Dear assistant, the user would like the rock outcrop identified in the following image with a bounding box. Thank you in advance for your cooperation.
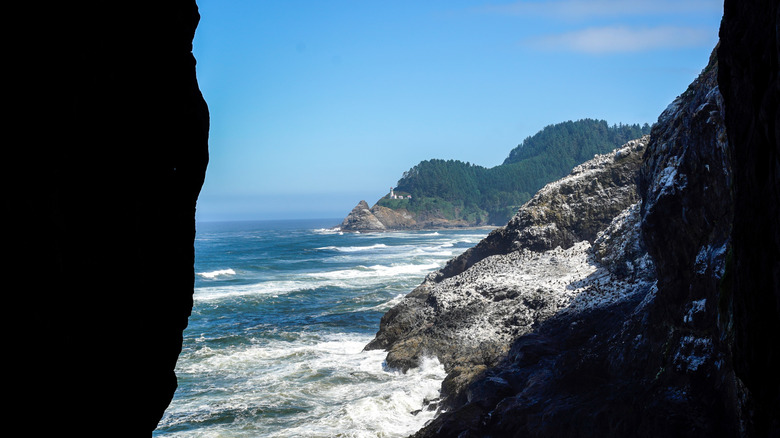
[370,16,780,433]
[365,137,651,406]
[428,137,648,283]
[339,200,475,231]
[341,200,388,231]
[9,1,209,434]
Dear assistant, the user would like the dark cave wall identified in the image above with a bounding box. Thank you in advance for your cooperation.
[9,1,208,434]
[718,0,780,435]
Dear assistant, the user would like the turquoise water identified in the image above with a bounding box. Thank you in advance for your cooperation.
[153,219,490,437]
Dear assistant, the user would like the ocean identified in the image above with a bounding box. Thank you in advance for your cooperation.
[153,218,491,437]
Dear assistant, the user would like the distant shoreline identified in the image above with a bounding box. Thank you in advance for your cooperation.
[332,224,499,234]
[194,218,499,233]
[196,217,343,225]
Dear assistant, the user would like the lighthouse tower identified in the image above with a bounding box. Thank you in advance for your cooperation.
[390,187,395,199]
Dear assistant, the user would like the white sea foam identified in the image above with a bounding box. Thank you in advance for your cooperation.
[312,227,343,235]
[316,243,388,252]
[290,355,445,438]
[194,262,440,302]
[411,246,457,257]
[164,333,446,438]
[320,246,460,268]
[197,268,237,279]
[193,280,323,301]
[309,263,440,281]
[349,294,407,313]
[161,225,494,437]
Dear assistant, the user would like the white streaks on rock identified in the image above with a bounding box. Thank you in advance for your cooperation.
[416,201,654,352]
[673,335,713,372]
[684,299,707,325]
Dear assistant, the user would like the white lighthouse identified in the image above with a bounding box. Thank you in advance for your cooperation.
[390,187,395,199]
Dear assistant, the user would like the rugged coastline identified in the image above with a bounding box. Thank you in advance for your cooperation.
[366,21,779,436]
[365,136,652,408]
[338,120,651,233]
[338,199,487,232]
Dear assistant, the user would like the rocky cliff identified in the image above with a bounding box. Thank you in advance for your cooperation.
[9,1,209,434]
[365,136,652,408]
[341,200,390,231]
[340,200,476,231]
[428,136,648,283]
[368,11,779,433]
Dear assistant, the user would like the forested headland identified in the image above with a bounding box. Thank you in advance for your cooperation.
[376,119,650,225]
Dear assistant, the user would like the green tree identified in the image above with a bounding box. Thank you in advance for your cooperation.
[381,119,651,225]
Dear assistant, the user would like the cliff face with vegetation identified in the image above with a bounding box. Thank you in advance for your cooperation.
[340,120,650,231]
[368,2,779,431]
[9,1,209,434]
[393,120,650,226]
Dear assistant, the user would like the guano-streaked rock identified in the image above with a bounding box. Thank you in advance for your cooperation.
[365,137,653,408]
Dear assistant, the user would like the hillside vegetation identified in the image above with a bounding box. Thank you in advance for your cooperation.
[377,119,650,225]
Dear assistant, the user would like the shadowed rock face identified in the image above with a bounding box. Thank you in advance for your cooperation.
[9,1,209,434]
[718,0,780,434]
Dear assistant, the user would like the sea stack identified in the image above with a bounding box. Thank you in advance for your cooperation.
[340,200,388,231]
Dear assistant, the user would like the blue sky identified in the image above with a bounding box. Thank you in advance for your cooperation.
[192,0,723,222]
